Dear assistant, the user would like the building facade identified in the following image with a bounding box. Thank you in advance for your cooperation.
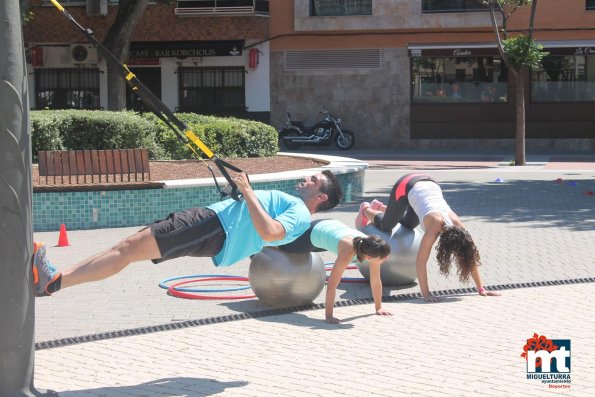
[269,0,595,150]
[24,0,271,122]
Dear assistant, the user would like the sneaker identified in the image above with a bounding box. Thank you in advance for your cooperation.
[32,242,60,297]
[370,199,384,211]
[355,202,370,230]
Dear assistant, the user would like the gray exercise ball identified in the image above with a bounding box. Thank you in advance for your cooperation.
[357,223,423,286]
[249,247,326,307]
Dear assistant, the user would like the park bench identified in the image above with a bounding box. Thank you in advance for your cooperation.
[37,148,151,185]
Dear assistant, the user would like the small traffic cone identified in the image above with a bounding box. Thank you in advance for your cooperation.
[57,223,70,247]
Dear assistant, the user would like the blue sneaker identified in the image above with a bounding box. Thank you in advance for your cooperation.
[32,242,60,297]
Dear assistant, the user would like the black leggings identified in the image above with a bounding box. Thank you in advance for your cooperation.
[373,173,434,232]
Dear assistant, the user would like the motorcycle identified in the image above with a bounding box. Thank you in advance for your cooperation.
[278,107,355,150]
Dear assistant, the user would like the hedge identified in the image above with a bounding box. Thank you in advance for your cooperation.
[31,110,279,162]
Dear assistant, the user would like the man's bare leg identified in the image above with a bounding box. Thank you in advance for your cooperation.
[60,228,161,289]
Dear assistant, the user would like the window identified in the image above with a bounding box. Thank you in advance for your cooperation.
[588,0,595,10]
[35,68,100,109]
[178,67,245,114]
[422,0,487,13]
[411,56,507,103]
[532,55,595,102]
[311,0,372,16]
[175,0,269,16]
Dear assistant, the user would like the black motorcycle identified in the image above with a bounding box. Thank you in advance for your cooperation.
[278,107,355,150]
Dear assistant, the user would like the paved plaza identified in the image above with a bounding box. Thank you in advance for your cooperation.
[32,150,595,396]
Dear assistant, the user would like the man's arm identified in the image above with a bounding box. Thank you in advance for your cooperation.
[233,173,286,242]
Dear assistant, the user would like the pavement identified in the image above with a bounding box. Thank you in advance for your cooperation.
[32,149,595,396]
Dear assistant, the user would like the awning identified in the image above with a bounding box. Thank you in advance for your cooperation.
[408,40,595,57]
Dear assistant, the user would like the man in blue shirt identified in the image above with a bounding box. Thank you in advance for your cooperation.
[33,170,342,297]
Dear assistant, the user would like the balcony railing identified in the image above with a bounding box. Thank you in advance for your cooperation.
[175,0,269,16]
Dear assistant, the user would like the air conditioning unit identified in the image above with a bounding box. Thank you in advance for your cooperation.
[86,0,108,16]
[70,44,98,65]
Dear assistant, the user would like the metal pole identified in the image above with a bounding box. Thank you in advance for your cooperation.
[0,1,55,396]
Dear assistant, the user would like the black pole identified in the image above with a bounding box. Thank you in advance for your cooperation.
[0,2,54,396]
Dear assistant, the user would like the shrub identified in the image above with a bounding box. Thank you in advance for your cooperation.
[143,112,278,160]
[31,110,278,161]
[31,110,164,161]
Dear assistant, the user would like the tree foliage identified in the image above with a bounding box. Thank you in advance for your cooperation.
[482,0,548,165]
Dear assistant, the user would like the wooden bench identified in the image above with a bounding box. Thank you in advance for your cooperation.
[38,149,150,185]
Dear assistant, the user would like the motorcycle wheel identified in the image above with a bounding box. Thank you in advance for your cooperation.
[280,129,302,150]
[334,130,355,150]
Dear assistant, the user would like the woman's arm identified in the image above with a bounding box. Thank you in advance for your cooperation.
[416,219,442,302]
[325,238,354,323]
[369,259,391,316]
[470,266,501,297]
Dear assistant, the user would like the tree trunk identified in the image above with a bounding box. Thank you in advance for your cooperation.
[514,71,526,166]
[0,1,42,396]
[104,0,149,110]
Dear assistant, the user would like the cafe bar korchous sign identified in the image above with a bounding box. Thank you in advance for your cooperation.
[130,40,244,58]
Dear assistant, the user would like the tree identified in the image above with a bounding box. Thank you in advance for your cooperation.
[483,0,548,165]
[104,0,150,110]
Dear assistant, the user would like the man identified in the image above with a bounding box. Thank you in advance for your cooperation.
[33,170,342,297]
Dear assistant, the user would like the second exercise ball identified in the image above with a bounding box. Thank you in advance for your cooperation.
[249,247,326,307]
[357,223,423,286]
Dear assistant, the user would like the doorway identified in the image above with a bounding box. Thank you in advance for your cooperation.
[126,67,161,112]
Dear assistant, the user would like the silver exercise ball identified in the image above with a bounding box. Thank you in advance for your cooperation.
[357,223,423,286]
[249,247,326,307]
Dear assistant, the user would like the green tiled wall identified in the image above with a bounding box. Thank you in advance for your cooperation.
[33,171,364,232]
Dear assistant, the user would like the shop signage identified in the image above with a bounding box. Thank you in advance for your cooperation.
[409,47,499,57]
[130,40,244,58]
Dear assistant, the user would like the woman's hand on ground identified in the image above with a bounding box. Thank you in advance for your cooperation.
[480,290,501,297]
[325,316,342,324]
[423,294,443,303]
[376,309,392,316]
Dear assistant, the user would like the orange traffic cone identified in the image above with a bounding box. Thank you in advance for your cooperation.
[57,223,70,247]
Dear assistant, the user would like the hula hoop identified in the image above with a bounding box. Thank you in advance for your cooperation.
[168,277,256,300]
[159,274,251,292]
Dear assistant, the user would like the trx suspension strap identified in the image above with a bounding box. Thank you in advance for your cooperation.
[49,0,245,200]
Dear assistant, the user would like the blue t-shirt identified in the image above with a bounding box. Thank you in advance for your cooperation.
[310,219,365,255]
[207,190,311,266]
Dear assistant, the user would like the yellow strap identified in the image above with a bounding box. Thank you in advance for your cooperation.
[50,0,65,12]
[185,130,214,158]
[123,65,135,81]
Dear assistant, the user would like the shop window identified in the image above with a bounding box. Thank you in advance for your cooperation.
[422,0,487,13]
[178,67,245,115]
[588,0,595,10]
[411,56,507,103]
[311,0,372,16]
[532,55,595,102]
[35,68,100,110]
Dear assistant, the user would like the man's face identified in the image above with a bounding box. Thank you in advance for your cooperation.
[295,173,327,200]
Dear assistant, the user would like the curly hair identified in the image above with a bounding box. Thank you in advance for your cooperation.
[353,235,391,263]
[435,226,480,283]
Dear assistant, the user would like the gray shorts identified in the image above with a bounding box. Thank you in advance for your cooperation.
[149,207,225,264]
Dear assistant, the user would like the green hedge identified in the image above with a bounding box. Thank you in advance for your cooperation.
[142,112,278,160]
[31,110,278,162]
[31,110,164,161]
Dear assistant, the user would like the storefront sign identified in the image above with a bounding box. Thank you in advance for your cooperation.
[127,57,160,66]
[409,47,499,57]
[574,47,595,55]
[130,40,244,58]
